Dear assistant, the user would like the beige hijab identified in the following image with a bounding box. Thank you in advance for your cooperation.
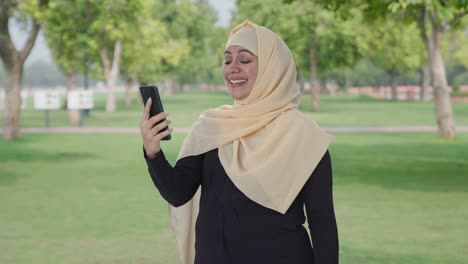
[169,20,333,264]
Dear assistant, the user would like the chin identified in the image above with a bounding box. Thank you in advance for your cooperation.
[229,91,246,101]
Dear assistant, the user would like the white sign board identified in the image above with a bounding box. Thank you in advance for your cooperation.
[34,91,62,110]
[67,90,94,110]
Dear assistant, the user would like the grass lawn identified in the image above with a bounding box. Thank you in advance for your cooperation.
[8,90,468,128]
[1,133,467,263]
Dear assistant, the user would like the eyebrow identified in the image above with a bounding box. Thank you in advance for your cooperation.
[224,49,255,56]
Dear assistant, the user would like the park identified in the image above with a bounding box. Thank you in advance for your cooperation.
[1,0,468,264]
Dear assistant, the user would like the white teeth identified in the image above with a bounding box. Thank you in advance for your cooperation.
[230,79,246,84]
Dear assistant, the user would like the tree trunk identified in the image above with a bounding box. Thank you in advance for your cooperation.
[0,11,41,140]
[419,65,430,101]
[430,29,456,138]
[329,78,338,96]
[125,73,138,107]
[3,66,23,140]
[418,8,456,138]
[64,72,80,126]
[389,71,399,101]
[309,40,320,112]
[164,79,174,96]
[344,69,351,91]
[174,81,182,94]
[320,77,327,95]
[99,39,122,113]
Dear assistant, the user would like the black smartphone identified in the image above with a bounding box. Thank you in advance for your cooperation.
[139,85,171,140]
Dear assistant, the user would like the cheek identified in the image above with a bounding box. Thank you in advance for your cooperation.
[222,67,228,80]
[249,66,258,83]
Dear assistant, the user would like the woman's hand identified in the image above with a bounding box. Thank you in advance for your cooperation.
[139,98,173,159]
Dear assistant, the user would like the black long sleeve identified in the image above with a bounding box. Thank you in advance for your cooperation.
[145,150,203,207]
[303,150,339,264]
[144,148,339,263]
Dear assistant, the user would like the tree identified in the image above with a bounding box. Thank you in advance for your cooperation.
[374,0,467,138]
[0,0,48,140]
[119,0,190,104]
[367,19,423,100]
[406,1,464,138]
[98,0,142,112]
[44,0,89,125]
[309,0,468,138]
[81,0,142,112]
[160,0,225,93]
[235,0,367,111]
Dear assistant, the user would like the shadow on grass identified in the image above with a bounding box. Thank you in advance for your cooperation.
[0,148,95,163]
[340,245,460,264]
[0,148,95,185]
[331,141,468,193]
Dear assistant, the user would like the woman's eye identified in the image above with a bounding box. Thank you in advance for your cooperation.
[224,60,232,65]
[241,60,252,64]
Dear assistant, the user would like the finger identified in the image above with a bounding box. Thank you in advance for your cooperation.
[148,112,169,127]
[144,98,152,114]
[140,114,152,131]
[140,98,152,123]
[155,127,174,141]
[151,119,172,136]
[140,114,148,128]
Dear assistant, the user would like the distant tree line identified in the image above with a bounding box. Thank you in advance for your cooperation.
[2,53,467,90]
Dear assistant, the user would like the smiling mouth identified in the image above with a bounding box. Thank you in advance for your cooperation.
[229,79,246,85]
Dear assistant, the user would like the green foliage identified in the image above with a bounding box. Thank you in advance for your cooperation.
[44,0,88,75]
[86,0,142,71]
[452,70,468,88]
[346,59,388,86]
[43,0,143,80]
[16,0,50,23]
[367,19,423,78]
[120,0,190,84]
[312,8,369,75]
[445,21,468,68]
[160,0,228,84]
[235,0,368,79]
[389,0,468,22]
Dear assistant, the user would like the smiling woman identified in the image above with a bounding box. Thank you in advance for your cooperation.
[140,20,339,264]
[223,45,258,100]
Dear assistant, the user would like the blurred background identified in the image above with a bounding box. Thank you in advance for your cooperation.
[1,0,467,263]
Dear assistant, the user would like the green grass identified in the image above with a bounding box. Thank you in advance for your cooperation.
[331,133,468,264]
[6,90,468,128]
[300,94,468,126]
[1,133,467,263]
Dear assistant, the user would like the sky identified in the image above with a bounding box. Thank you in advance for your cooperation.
[9,0,235,66]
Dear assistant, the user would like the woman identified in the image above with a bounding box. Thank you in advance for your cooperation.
[139,21,339,264]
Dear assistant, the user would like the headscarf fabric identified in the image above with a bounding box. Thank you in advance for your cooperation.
[170,20,333,264]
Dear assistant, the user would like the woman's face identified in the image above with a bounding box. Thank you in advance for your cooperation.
[223,45,258,101]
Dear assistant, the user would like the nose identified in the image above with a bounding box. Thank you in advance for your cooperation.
[226,61,240,73]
